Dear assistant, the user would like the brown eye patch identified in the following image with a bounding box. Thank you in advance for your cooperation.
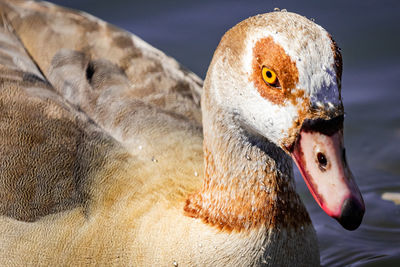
[251,37,299,106]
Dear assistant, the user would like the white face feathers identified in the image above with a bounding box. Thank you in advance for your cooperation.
[206,12,343,148]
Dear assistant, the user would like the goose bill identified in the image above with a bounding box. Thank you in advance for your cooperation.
[291,117,365,230]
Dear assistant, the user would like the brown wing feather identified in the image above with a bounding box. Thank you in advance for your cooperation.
[0,17,126,221]
[0,0,203,222]
[2,0,202,125]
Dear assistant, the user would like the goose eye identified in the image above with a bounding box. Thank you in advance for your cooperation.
[261,66,280,88]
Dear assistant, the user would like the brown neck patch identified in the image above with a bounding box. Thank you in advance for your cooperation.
[251,37,300,106]
[184,109,311,232]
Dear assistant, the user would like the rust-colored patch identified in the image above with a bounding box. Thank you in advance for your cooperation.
[184,139,311,232]
[251,37,300,106]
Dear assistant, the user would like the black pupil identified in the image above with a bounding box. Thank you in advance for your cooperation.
[266,71,272,78]
[317,152,327,168]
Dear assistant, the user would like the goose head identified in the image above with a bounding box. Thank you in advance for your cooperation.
[204,11,365,230]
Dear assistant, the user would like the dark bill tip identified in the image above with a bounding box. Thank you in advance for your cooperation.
[336,197,365,231]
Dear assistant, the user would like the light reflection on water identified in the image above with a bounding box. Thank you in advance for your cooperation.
[50,0,400,265]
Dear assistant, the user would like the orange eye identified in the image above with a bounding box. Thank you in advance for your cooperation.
[261,66,280,88]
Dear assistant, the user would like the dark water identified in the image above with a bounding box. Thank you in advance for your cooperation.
[50,0,400,265]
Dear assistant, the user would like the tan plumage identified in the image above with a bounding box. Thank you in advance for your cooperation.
[0,0,361,266]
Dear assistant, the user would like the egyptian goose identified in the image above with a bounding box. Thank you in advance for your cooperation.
[0,0,365,266]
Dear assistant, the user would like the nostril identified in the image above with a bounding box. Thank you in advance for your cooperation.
[317,152,327,171]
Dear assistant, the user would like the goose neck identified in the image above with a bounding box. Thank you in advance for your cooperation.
[184,97,311,231]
